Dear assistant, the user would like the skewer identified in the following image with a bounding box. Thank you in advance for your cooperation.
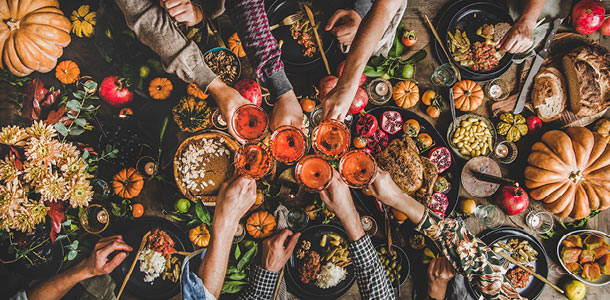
[117,231,151,300]
[494,250,565,295]
[424,14,461,81]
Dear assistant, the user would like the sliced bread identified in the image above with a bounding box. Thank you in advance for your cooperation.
[532,66,567,122]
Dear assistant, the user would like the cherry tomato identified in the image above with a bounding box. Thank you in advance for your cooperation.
[300,98,316,113]
[401,30,417,47]
[132,203,144,218]
[421,90,436,106]
[426,106,441,118]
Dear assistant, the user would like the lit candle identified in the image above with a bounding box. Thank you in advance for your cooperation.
[495,143,508,158]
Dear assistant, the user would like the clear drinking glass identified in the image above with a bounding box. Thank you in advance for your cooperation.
[474,205,505,229]
[80,204,110,234]
[287,208,309,232]
[431,63,459,87]
[526,211,554,234]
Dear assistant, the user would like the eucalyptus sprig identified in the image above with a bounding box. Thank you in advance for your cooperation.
[54,80,100,140]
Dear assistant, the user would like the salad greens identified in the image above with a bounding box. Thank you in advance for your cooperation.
[363,23,427,80]
[221,240,259,294]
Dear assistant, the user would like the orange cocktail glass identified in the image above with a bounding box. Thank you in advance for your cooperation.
[311,119,350,160]
[295,155,333,192]
[231,104,268,141]
[270,125,307,164]
[234,142,273,180]
[338,150,377,188]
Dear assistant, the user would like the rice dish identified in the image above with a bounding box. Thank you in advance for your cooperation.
[315,262,346,289]
[138,248,167,283]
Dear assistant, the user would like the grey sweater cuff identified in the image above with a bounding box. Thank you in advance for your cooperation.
[265,69,293,102]
[352,0,373,19]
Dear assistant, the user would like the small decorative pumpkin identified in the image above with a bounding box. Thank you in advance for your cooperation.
[55,60,80,84]
[189,224,210,247]
[452,80,483,111]
[246,211,276,239]
[112,167,144,199]
[393,80,419,109]
[148,77,173,100]
[0,0,72,76]
[524,127,610,219]
[497,112,528,142]
[172,96,212,132]
[187,83,208,100]
[228,32,246,58]
[70,4,96,38]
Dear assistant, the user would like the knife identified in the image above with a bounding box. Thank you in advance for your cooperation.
[513,18,563,114]
[471,170,519,187]
[303,4,331,75]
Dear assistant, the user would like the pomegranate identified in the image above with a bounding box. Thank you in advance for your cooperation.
[526,115,543,133]
[381,110,403,135]
[336,60,366,86]
[571,0,605,34]
[495,186,529,215]
[355,113,378,137]
[428,193,449,217]
[349,87,368,115]
[367,129,389,153]
[601,17,610,35]
[99,76,133,108]
[318,75,338,100]
[234,78,262,106]
[428,147,452,173]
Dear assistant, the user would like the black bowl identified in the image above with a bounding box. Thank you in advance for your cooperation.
[374,244,411,287]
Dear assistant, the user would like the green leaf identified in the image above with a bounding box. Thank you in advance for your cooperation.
[221,281,248,294]
[369,56,386,67]
[61,219,72,226]
[159,117,169,145]
[82,150,89,160]
[81,105,97,112]
[67,250,77,260]
[389,30,404,58]
[68,127,85,136]
[226,266,239,274]
[403,49,428,64]
[363,66,385,77]
[83,81,98,91]
[234,244,241,260]
[195,199,211,225]
[74,118,87,127]
[237,243,258,271]
[54,122,68,136]
[66,100,81,111]
[229,273,247,280]
[187,219,201,227]
[73,90,87,99]
[55,235,68,242]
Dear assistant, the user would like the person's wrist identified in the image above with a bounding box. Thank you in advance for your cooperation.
[73,259,95,280]
[212,215,239,236]
[338,208,364,241]
[427,282,448,300]
[263,260,283,273]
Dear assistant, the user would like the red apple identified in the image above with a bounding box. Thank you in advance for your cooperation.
[526,115,543,133]
[495,186,529,215]
[234,78,262,106]
[349,87,368,115]
[318,75,338,100]
[571,0,606,35]
[99,76,133,108]
[336,60,366,86]
[600,17,610,35]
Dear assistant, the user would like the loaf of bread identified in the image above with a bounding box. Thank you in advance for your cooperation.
[562,45,610,117]
[532,66,567,122]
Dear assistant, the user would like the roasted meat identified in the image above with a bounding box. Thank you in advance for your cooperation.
[299,250,321,284]
[376,135,424,195]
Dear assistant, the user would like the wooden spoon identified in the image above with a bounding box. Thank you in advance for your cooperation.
[117,231,151,300]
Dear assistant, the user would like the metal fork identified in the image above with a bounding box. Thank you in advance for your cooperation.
[269,14,300,30]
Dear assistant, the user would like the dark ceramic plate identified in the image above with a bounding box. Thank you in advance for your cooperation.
[349,106,459,221]
[111,217,194,300]
[466,227,549,300]
[432,0,514,81]
[285,224,356,300]
[374,244,411,287]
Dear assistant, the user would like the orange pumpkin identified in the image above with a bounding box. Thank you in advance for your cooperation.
[524,127,610,219]
[148,77,173,100]
[228,32,246,58]
[246,211,276,239]
[112,167,144,199]
[393,80,419,109]
[187,83,208,100]
[0,0,72,76]
[189,224,210,247]
[452,80,483,111]
[55,60,80,84]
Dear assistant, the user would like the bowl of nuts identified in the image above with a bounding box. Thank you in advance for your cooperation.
[447,114,497,160]
[204,47,241,86]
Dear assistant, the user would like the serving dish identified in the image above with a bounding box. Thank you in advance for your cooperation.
[374,244,410,287]
[557,229,610,286]
[447,113,497,160]
[203,47,241,86]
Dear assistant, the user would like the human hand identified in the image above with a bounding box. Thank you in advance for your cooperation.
[319,170,364,241]
[321,84,356,121]
[270,90,304,131]
[79,235,133,278]
[496,18,535,54]
[208,78,251,143]
[214,175,257,228]
[427,257,455,299]
[325,9,362,46]
[366,169,407,208]
[161,0,203,27]
[262,229,301,272]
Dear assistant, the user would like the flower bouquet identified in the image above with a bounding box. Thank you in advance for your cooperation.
[0,121,94,265]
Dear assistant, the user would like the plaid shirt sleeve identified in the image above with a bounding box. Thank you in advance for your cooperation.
[225,0,293,101]
[237,265,279,300]
[349,235,395,300]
